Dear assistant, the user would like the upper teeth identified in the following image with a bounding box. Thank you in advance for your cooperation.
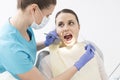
[65,33,70,35]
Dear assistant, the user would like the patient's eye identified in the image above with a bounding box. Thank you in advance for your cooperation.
[58,22,64,27]
[68,21,74,26]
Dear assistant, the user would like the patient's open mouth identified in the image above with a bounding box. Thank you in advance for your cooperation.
[64,34,73,41]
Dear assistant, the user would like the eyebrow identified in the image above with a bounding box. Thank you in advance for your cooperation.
[57,19,74,24]
[68,19,74,22]
[57,21,63,25]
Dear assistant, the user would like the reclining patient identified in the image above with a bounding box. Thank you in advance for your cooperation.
[36,9,108,80]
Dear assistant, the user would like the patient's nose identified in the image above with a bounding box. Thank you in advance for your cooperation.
[63,25,69,31]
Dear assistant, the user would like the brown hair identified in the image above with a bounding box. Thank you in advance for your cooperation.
[55,9,80,25]
[17,0,56,10]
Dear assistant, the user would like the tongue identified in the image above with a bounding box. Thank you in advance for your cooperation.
[64,35,72,41]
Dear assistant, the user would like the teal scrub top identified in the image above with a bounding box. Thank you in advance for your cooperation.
[0,19,37,79]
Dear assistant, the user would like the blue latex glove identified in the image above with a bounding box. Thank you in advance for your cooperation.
[74,44,95,70]
[44,30,58,46]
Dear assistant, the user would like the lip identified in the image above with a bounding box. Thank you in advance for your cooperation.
[63,33,73,44]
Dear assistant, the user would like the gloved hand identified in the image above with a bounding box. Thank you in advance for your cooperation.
[74,44,95,70]
[44,30,59,46]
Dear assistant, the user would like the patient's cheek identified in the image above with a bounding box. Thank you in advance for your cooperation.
[57,31,62,37]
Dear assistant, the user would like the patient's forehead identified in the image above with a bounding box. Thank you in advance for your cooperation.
[56,13,77,23]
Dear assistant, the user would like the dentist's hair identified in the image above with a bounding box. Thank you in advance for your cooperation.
[55,9,80,25]
[17,0,56,10]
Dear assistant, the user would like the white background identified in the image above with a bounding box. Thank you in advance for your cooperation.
[0,0,120,77]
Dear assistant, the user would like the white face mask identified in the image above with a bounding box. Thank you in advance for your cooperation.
[31,16,49,30]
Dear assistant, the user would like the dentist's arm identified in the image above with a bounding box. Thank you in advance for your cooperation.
[37,41,46,51]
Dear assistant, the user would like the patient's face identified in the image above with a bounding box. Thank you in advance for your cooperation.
[56,13,80,47]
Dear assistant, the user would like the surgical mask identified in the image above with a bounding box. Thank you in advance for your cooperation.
[31,16,49,30]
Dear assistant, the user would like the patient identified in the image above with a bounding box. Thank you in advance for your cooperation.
[37,9,108,80]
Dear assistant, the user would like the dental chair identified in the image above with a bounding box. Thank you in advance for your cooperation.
[35,50,50,70]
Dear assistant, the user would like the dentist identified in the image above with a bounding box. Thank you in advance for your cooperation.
[0,0,57,79]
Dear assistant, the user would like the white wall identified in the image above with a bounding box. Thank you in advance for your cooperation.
[0,0,120,76]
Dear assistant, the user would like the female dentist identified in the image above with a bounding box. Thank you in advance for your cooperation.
[0,0,57,79]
